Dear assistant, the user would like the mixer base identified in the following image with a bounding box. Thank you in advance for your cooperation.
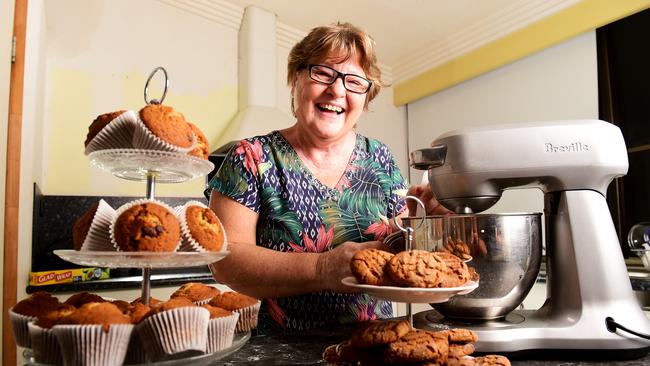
[414,309,650,360]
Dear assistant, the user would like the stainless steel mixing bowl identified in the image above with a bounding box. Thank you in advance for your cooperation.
[401,212,543,320]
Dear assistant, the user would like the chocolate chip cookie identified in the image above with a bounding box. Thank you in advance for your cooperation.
[387,250,446,288]
[350,319,411,348]
[350,248,395,286]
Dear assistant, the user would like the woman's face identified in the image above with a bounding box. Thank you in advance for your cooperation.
[292,54,368,142]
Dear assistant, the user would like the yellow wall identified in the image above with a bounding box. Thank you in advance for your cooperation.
[394,0,650,105]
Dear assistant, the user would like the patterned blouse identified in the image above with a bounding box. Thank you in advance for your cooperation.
[207,130,407,333]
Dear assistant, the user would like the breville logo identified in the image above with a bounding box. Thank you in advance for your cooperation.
[544,142,589,153]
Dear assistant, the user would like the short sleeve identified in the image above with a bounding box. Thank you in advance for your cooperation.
[206,139,262,212]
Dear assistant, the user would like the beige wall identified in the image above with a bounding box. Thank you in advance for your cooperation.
[407,31,598,214]
[19,0,407,308]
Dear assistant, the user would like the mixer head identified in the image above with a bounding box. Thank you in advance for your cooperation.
[410,120,628,213]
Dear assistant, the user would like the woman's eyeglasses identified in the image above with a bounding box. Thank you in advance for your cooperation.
[308,64,372,94]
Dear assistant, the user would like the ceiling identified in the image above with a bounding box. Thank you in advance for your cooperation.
[221,0,580,83]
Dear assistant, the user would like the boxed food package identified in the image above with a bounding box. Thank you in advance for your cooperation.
[29,268,110,287]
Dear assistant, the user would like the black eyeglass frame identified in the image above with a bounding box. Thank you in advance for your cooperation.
[307,64,373,94]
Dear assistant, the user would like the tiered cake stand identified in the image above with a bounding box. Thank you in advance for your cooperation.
[54,148,224,305]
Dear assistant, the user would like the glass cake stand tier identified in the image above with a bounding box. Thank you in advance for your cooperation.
[22,331,251,366]
[53,250,228,269]
[88,149,214,183]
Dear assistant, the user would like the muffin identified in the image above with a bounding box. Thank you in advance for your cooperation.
[72,203,99,250]
[84,110,138,154]
[53,302,134,366]
[135,104,195,151]
[208,291,260,333]
[171,282,221,305]
[136,297,210,361]
[9,291,61,347]
[202,304,239,353]
[188,122,210,159]
[112,201,181,252]
[28,304,76,365]
[131,296,162,307]
[71,199,116,251]
[84,110,126,147]
[180,203,226,252]
[64,292,106,308]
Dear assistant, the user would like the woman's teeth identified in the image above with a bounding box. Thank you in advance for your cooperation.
[317,103,344,115]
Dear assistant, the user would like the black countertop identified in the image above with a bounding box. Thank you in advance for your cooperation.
[218,323,650,365]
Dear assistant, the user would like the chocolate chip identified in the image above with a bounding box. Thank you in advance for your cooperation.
[142,226,158,237]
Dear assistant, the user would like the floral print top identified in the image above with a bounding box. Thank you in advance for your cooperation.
[207,130,407,333]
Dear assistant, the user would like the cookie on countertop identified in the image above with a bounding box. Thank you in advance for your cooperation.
[350,248,395,286]
[387,250,446,288]
[349,319,411,348]
[385,328,449,364]
[474,355,511,366]
[139,104,195,149]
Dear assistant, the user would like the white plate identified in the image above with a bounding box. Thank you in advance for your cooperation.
[54,250,228,269]
[341,277,478,304]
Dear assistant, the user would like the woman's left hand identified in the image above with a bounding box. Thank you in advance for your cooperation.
[406,184,453,215]
[316,241,391,293]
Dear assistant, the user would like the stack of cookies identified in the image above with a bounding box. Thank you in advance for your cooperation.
[323,319,511,366]
[351,249,477,288]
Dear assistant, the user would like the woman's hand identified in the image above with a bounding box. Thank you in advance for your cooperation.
[316,241,391,293]
[406,184,453,216]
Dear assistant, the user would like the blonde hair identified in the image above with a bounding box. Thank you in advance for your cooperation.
[287,22,382,108]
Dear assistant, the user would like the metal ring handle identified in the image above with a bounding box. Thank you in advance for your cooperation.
[144,66,169,105]
[393,195,427,233]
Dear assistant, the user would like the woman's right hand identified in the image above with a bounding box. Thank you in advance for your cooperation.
[316,241,391,293]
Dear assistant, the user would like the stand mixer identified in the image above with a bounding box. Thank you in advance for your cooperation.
[410,119,650,358]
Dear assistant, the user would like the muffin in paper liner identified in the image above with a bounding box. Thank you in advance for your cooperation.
[136,306,210,361]
[122,330,148,365]
[207,311,239,353]
[8,309,36,348]
[234,301,261,333]
[51,323,134,366]
[84,110,138,155]
[132,118,197,153]
[176,200,228,253]
[109,199,181,252]
[79,199,118,252]
[28,322,63,365]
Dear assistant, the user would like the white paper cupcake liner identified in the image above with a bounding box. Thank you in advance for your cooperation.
[135,307,209,362]
[52,323,134,366]
[123,328,147,365]
[84,110,138,155]
[207,312,239,353]
[9,309,36,347]
[80,199,118,251]
[28,322,63,365]
[177,200,228,253]
[109,199,181,252]
[234,301,261,333]
[132,118,197,153]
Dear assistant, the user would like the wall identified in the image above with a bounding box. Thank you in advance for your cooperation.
[407,30,598,214]
[18,0,407,308]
